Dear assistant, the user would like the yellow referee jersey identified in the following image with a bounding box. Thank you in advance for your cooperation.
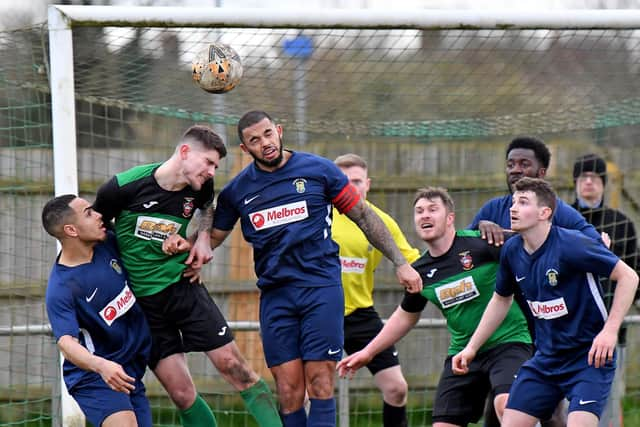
[332,202,420,316]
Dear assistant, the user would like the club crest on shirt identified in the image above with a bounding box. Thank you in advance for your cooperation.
[458,251,474,270]
[293,178,307,194]
[110,259,122,275]
[546,268,559,287]
[182,197,195,218]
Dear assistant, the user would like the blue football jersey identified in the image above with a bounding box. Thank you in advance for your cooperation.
[214,151,350,289]
[45,233,151,391]
[496,226,619,356]
[468,195,600,241]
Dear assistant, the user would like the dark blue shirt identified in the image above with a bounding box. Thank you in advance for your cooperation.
[496,226,618,356]
[214,151,349,289]
[45,233,151,391]
[469,194,600,241]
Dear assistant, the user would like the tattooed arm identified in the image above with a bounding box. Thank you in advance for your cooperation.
[186,204,215,270]
[345,198,422,292]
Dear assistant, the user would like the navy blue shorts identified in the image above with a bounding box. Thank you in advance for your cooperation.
[260,285,344,367]
[507,349,616,420]
[71,373,151,427]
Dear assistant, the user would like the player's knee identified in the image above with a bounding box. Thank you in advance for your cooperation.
[381,377,408,406]
[166,383,198,410]
[275,379,306,411]
[494,393,509,420]
[306,372,334,398]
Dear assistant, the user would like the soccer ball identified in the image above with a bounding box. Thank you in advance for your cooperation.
[192,43,243,94]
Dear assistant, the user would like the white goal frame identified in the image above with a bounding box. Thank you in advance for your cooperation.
[47,5,640,426]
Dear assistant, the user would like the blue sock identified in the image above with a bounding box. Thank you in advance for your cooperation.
[308,398,335,427]
[281,407,307,427]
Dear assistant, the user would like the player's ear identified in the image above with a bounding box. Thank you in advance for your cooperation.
[178,143,190,159]
[447,211,455,226]
[276,124,283,139]
[239,143,249,154]
[539,206,552,221]
[62,224,78,238]
[537,167,547,178]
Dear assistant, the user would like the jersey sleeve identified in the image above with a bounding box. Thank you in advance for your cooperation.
[400,290,428,313]
[467,199,495,230]
[495,240,517,297]
[564,231,620,278]
[94,176,125,224]
[316,158,358,214]
[197,179,215,209]
[212,186,240,231]
[45,278,80,342]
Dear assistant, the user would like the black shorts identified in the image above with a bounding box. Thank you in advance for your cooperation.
[136,277,234,369]
[343,307,399,375]
[432,341,533,426]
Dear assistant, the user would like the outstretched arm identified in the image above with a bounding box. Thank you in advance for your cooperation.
[57,335,135,394]
[345,198,422,293]
[337,306,420,378]
[451,292,513,375]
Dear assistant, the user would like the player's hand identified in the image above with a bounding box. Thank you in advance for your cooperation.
[336,350,373,379]
[395,263,423,293]
[183,265,202,284]
[162,234,192,255]
[185,232,213,269]
[601,231,611,249]
[94,358,136,394]
[588,327,617,368]
[451,346,476,375]
[478,220,506,246]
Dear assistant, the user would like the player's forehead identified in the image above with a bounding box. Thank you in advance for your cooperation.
[340,165,367,180]
[512,190,536,202]
[507,148,538,163]
[242,117,275,138]
[415,196,444,209]
[69,197,93,215]
[69,197,90,211]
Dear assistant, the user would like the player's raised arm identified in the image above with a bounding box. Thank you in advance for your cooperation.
[451,292,513,375]
[344,196,422,293]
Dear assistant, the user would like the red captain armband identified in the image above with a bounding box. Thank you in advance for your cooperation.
[332,183,360,214]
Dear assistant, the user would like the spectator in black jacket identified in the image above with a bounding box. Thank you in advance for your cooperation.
[571,153,637,427]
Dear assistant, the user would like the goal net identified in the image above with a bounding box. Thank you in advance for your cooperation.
[1,5,640,426]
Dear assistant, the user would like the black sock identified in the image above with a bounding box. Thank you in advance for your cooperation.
[383,401,407,427]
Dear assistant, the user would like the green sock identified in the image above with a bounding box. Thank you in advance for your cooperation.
[178,394,217,427]
[240,378,283,427]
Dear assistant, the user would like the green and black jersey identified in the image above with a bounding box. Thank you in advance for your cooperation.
[94,163,214,297]
[402,230,531,355]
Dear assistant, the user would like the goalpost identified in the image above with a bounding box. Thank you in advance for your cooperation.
[34,4,640,426]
